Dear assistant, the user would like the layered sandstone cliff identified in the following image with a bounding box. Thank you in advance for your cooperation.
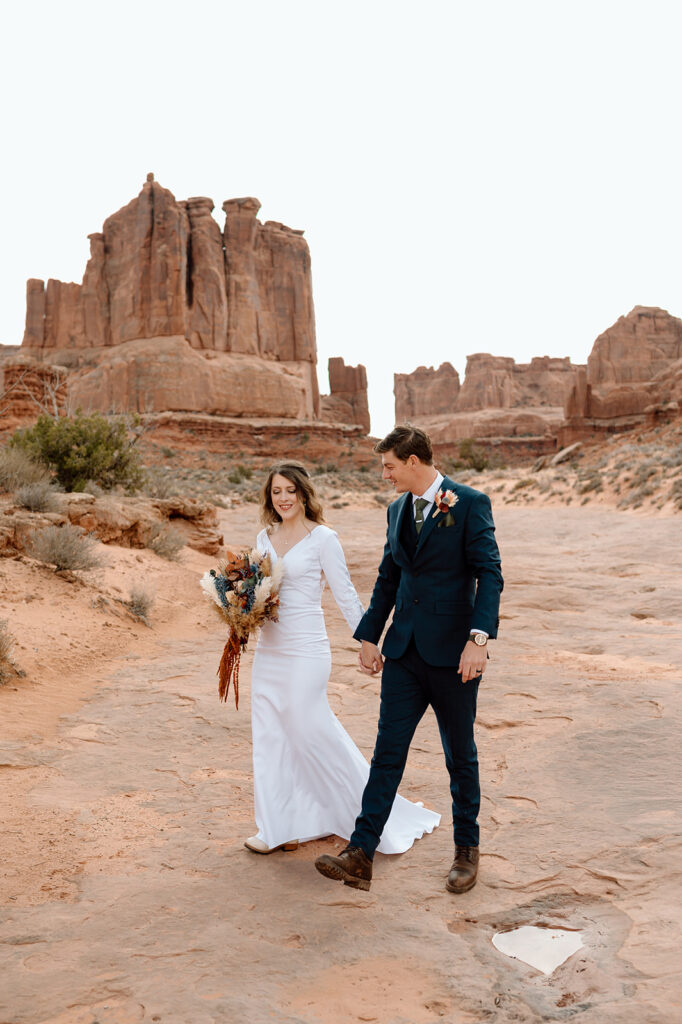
[560,307,682,444]
[586,306,682,386]
[394,363,460,420]
[20,176,327,420]
[0,361,68,429]
[395,355,580,450]
[320,358,370,432]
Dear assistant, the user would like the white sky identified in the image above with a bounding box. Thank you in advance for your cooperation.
[1,0,680,435]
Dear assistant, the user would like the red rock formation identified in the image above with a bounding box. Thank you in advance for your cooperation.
[20,176,323,421]
[394,355,579,457]
[321,358,370,433]
[559,308,682,445]
[185,197,228,352]
[68,338,310,419]
[106,176,190,344]
[587,306,682,386]
[394,363,460,420]
[456,354,579,411]
[0,360,68,428]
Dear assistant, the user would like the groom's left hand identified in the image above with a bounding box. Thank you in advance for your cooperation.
[458,641,487,682]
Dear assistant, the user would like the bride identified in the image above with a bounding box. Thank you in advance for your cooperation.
[244,460,440,855]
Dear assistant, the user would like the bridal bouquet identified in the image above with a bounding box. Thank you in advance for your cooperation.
[200,548,284,708]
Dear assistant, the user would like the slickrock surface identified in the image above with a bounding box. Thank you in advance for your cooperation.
[1,504,680,1023]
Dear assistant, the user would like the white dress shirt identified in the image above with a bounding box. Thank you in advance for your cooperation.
[412,468,487,639]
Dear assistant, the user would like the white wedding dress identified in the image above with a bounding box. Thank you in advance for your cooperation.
[250,524,440,853]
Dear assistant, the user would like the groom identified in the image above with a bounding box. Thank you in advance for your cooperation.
[315,425,503,893]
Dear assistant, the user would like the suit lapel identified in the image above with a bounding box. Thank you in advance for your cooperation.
[415,475,456,554]
[390,492,413,564]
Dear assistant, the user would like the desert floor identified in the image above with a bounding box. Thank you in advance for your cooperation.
[1,503,681,1024]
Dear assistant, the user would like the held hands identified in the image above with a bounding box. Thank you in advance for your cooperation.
[358,641,384,676]
[458,640,487,683]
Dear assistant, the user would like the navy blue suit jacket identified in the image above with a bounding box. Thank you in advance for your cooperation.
[353,477,503,667]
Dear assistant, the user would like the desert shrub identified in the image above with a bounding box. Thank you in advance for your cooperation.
[0,446,50,492]
[631,461,659,485]
[127,586,154,623]
[578,472,603,495]
[142,469,179,499]
[661,444,682,468]
[457,439,489,472]
[10,412,144,493]
[146,522,184,560]
[14,480,58,512]
[512,477,537,492]
[668,477,682,509]
[443,440,491,475]
[0,620,15,684]
[227,464,253,485]
[82,479,105,497]
[28,523,102,571]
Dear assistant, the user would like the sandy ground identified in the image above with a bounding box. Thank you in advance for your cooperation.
[1,502,681,1024]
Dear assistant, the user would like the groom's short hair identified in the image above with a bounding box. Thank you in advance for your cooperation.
[375,424,433,464]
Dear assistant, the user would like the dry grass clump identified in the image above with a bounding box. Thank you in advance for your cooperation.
[14,480,58,512]
[0,447,50,492]
[141,468,181,499]
[126,586,154,623]
[577,471,603,495]
[147,522,185,561]
[512,477,537,492]
[28,523,103,572]
[0,619,16,684]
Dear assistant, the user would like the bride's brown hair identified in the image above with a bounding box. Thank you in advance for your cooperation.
[260,461,326,527]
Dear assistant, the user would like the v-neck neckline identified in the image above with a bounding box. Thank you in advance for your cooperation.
[266,526,319,561]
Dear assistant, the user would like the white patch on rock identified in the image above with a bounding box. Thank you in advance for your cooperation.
[492,925,584,975]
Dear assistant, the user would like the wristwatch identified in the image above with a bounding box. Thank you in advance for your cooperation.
[469,632,488,647]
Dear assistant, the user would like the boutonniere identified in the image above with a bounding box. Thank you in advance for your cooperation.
[432,488,458,518]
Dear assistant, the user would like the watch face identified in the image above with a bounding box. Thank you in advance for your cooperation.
[473,633,487,646]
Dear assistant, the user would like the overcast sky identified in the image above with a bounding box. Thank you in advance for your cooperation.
[2,0,680,435]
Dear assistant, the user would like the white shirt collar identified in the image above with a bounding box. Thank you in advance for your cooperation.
[412,469,444,506]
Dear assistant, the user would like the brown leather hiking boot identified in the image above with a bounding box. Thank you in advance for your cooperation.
[446,845,480,893]
[315,845,373,891]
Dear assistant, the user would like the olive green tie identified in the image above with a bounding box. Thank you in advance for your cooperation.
[414,497,429,534]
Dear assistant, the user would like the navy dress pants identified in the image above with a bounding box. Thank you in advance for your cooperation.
[350,636,480,858]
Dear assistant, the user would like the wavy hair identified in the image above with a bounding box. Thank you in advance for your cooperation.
[260,461,325,527]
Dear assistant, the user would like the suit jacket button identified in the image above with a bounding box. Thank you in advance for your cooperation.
[413,598,419,604]
[413,570,419,577]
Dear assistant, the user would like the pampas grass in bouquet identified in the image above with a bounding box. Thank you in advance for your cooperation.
[200,548,283,707]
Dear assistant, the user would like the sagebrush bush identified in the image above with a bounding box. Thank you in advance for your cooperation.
[0,620,15,684]
[142,469,179,499]
[14,480,58,512]
[28,523,103,571]
[146,522,184,560]
[0,446,50,492]
[127,586,154,622]
[10,412,144,493]
[227,463,253,484]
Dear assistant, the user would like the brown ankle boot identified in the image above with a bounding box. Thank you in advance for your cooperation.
[446,845,479,893]
[315,845,373,891]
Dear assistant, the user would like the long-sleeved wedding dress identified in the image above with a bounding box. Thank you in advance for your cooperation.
[250,523,440,852]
